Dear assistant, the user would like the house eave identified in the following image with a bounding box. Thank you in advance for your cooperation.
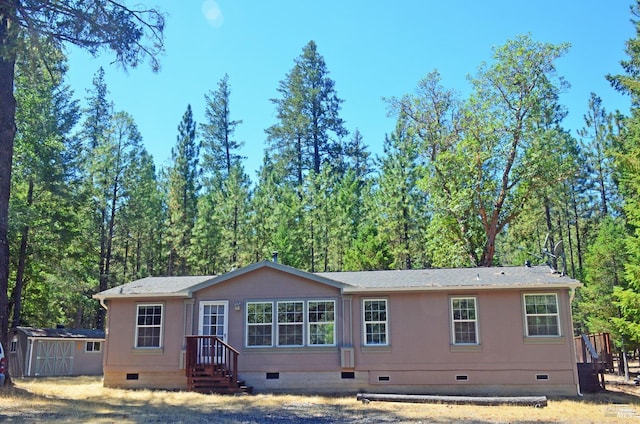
[26,336,105,342]
[93,292,191,301]
[342,282,581,294]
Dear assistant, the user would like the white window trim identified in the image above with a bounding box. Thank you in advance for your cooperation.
[307,300,336,347]
[276,300,305,347]
[450,296,479,345]
[135,303,164,349]
[363,298,389,346]
[245,301,274,347]
[523,293,561,337]
[85,341,102,353]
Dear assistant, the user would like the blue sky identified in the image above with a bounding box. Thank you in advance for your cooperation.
[66,1,635,179]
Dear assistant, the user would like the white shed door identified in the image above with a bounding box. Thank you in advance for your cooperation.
[35,340,74,376]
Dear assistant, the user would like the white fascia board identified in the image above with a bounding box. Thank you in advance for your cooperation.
[342,282,581,294]
[92,292,192,301]
[27,337,105,342]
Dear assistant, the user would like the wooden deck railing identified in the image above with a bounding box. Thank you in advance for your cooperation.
[185,335,239,385]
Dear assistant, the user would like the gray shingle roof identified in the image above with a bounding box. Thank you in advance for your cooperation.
[94,264,580,300]
[95,275,216,298]
[17,326,105,339]
[317,265,580,292]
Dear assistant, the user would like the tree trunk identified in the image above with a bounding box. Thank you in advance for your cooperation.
[570,183,584,272]
[96,206,107,330]
[0,2,18,387]
[11,179,33,328]
[479,229,497,267]
[543,197,557,270]
[564,195,577,278]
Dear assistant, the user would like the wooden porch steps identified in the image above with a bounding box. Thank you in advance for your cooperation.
[187,366,252,395]
[185,336,249,395]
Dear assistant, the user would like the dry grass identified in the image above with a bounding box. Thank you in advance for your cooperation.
[0,375,638,423]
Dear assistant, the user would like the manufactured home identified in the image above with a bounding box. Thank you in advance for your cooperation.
[94,261,582,395]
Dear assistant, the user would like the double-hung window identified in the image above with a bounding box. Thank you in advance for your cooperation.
[135,304,163,348]
[247,302,273,346]
[363,299,388,346]
[523,293,560,337]
[451,297,478,344]
[277,301,304,346]
[308,300,335,346]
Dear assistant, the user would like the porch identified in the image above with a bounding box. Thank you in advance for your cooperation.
[185,335,251,394]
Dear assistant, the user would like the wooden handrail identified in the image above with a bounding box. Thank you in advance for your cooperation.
[185,335,239,387]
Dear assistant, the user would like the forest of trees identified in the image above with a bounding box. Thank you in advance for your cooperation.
[5,3,640,362]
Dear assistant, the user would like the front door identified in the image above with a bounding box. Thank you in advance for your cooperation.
[198,301,228,363]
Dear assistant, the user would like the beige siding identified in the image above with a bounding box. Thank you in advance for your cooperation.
[104,297,186,375]
[193,267,344,374]
[104,370,187,390]
[348,289,577,393]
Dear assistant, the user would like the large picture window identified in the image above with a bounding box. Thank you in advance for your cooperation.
[247,302,273,346]
[524,294,560,336]
[451,297,478,344]
[277,301,304,346]
[363,299,388,346]
[135,304,163,348]
[245,299,336,348]
[308,300,335,346]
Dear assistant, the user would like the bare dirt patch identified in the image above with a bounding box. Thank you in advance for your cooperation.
[0,375,638,423]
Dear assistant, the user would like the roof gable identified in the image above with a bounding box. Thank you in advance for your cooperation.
[94,261,351,300]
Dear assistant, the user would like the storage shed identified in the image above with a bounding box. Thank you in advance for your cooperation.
[9,327,105,377]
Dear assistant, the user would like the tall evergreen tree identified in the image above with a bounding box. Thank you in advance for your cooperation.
[373,118,429,270]
[606,0,640,350]
[266,40,347,186]
[82,105,146,329]
[249,153,305,268]
[578,92,620,218]
[118,149,164,281]
[200,74,244,181]
[166,105,199,275]
[194,75,250,272]
[575,217,627,337]
[0,3,164,378]
[10,37,80,328]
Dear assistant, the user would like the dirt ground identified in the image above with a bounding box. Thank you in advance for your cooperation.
[0,374,638,423]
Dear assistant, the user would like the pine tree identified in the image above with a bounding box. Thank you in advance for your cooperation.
[10,37,80,328]
[266,40,347,186]
[578,92,620,217]
[166,105,199,275]
[606,0,640,351]
[373,119,429,270]
[200,74,244,181]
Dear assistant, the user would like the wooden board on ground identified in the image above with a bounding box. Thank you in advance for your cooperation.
[356,393,548,408]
